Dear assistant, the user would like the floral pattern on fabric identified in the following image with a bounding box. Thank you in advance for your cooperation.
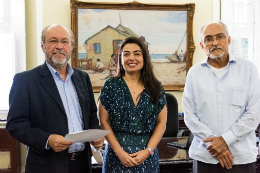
[99,77,166,173]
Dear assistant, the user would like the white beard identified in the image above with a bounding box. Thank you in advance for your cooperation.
[45,51,71,68]
[210,52,225,59]
[50,55,68,66]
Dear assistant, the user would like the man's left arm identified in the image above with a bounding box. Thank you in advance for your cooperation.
[223,64,260,144]
[205,64,260,156]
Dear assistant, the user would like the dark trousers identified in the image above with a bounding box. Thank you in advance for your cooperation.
[69,152,91,173]
[193,160,255,173]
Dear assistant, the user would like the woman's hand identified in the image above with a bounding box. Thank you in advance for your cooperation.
[129,149,150,165]
[117,150,139,168]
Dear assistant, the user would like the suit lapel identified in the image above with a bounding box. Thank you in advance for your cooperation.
[39,63,66,114]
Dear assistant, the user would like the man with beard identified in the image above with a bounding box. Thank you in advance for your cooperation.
[6,24,104,173]
[183,21,260,173]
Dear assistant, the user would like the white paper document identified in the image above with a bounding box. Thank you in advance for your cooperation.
[64,129,110,143]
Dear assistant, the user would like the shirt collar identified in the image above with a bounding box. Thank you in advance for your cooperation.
[228,53,236,63]
[46,62,74,80]
[201,52,236,66]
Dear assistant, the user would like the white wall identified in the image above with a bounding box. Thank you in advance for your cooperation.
[0,113,7,119]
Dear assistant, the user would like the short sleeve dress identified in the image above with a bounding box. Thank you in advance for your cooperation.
[99,77,166,173]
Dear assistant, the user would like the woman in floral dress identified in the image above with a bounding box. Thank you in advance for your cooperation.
[98,37,167,173]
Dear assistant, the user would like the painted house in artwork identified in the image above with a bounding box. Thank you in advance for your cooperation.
[83,24,149,68]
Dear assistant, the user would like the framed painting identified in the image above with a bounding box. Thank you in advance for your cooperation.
[71,0,195,92]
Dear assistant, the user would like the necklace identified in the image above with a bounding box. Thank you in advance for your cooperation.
[128,84,144,95]
[129,85,136,94]
[123,77,143,95]
[127,82,140,94]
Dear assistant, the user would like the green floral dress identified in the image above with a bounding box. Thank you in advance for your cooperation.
[99,77,166,173]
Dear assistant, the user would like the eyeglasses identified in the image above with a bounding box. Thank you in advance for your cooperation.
[202,34,227,45]
[47,39,70,46]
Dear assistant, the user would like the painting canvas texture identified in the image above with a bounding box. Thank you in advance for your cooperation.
[77,9,187,89]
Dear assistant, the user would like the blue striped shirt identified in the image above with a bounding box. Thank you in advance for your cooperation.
[46,62,84,153]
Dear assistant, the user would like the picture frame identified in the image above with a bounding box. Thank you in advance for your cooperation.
[71,0,195,92]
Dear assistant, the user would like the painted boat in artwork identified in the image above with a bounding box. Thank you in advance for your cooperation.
[166,55,180,63]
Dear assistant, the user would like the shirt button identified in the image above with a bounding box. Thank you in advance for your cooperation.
[71,111,73,113]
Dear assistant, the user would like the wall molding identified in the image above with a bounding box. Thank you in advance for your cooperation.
[36,0,44,65]
[212,0,220,21]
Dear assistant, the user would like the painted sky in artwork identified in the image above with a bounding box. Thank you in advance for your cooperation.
[78,9,187,54]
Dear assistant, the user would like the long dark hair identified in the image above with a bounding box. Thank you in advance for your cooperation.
[116,37,161,104]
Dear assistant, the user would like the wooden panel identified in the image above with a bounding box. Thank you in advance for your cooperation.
[0,128,21,173]
[0,129,13,150]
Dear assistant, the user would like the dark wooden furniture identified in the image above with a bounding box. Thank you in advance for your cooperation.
[92,137,192,173]
[0,124,21,173]
[158,137,192,173]
[257,155,260,173]
[179,116,190,136]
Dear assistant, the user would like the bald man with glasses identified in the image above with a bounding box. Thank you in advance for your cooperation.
[183,21,260,173]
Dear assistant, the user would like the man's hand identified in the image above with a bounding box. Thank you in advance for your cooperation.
[129,149,150,166]
[90,137,105,150]
[217,149,234,169]
[203,136,228,157]
[48,134,74,152]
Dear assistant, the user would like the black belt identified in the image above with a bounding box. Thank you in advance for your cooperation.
[69,150,85,160]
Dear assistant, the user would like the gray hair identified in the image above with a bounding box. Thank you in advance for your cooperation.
[41,24,75,46]
[200,21,229,42]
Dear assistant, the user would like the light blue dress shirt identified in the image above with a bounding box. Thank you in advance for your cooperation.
[46,62,85,153]
[183,53,260,164]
